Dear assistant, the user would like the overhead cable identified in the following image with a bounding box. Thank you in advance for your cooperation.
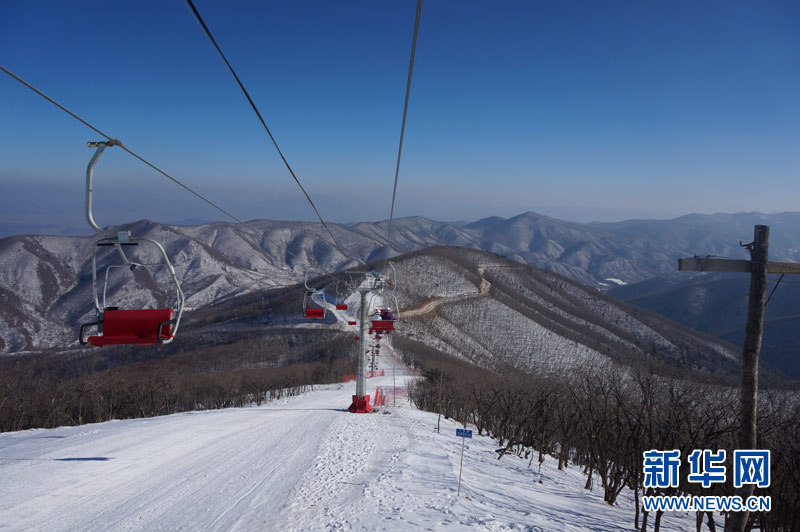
[185,0,341,248]
[384,0,423,264]
[765,273,785,308]
[0,64,243,224]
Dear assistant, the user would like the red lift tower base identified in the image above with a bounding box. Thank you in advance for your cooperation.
[348,395,373,413]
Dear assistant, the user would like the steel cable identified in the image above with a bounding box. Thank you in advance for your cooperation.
[0,65,360,290]
[185,0,341,249]
[0,65,242,223]
[384,0,423,266]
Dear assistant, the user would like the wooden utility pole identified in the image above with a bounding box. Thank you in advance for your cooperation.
[679,225,799,532]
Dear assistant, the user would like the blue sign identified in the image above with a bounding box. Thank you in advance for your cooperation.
[456,429,472,439]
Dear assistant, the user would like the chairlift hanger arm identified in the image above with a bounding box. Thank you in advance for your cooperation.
[86,141,127,237]
[384,262,397,293]
[304,267,328,291]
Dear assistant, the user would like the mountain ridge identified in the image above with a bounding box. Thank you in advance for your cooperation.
[0,211,797,363]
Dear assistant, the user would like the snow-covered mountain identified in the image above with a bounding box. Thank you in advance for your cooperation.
[171,247,738,378]
[389,247,738,376]
[611,273,800,378]
[0,219,360,352]
[1,211,796,355]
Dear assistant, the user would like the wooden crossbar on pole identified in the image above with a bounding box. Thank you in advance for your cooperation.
[678,257,800,274]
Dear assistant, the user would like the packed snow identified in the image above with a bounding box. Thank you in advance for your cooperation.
[0,345,696,531]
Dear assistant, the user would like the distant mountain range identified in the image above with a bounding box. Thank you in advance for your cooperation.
[0,211,796,376]
[610,273,800,378]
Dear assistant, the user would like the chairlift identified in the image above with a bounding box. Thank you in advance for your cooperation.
[368,262,398,294]
[368,288,399,335]
[78,141,184,347]
[369,319,395,334]
[333,281,350,310]
[303,268,327,319]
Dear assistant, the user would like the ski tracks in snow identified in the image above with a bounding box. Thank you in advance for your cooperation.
[0,348,696,531]
[283,407,409,529]
[0,389,359,532]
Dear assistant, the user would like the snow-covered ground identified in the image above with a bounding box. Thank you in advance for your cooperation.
[0,346,696,531]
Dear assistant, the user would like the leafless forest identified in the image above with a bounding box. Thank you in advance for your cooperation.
[399,336,800,532]
[0,324,356,434]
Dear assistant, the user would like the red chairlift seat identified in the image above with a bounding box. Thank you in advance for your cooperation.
[369,320,395,334]
[82,308,174,347]
[305,307,325,319]
[336,303,348,310]
[348,320,357,325]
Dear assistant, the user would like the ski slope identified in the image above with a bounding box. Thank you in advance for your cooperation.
[1,346,695,531]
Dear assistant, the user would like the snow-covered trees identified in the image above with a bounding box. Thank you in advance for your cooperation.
[401,341,799,532]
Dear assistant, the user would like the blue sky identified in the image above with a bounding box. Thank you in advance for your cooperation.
[1,0,799,230]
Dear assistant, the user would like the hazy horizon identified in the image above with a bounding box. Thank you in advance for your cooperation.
[2,1,798,232]
[1,177,796,238]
